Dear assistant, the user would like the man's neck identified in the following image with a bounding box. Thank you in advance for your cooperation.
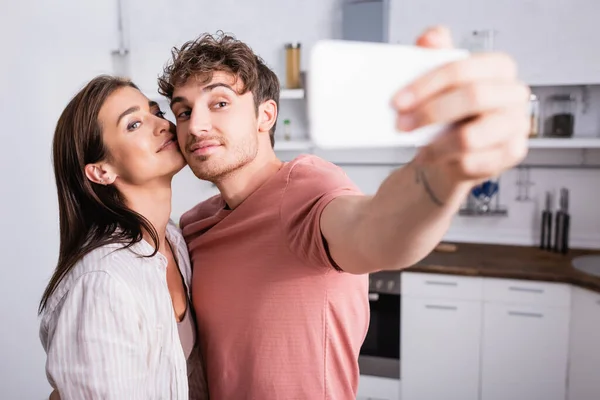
[118,180,173,248]
[216,150,283,210]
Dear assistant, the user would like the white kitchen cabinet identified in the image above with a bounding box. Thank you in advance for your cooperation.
[401,293,482,400]
[356,375,400,400]
[568,287,600,400]
[481,302,570,400]
[389,0,600,85]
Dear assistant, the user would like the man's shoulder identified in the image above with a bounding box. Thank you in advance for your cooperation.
[286,154,341,176]
[180,194,224,228]
[284,154,359,194]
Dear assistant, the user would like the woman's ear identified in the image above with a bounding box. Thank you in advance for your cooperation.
[257,99,278,133]
[84,163,116,186]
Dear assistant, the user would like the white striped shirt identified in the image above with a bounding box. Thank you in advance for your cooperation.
[39,222,208,399]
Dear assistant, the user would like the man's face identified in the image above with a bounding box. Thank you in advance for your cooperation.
[170,72,260,182]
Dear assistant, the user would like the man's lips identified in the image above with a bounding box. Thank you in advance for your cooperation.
[189,140,222,153]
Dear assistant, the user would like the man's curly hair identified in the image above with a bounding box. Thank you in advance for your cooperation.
[158,31,280,147]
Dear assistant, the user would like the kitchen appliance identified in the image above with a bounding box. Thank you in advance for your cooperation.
[359,271,401,379]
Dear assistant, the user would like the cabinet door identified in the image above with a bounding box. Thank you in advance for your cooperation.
[401,297,481,400]
[568,287,600,400]
[481,303,570,400]
[356,375,400,400]
[389,0,600,85]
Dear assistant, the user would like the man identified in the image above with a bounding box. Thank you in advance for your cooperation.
[157,26,529,399]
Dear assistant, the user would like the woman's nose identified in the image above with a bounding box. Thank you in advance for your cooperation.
[154,115,171,136]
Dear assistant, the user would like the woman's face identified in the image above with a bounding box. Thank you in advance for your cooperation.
[96,86,185,186]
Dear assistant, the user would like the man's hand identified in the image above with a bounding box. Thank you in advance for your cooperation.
[322,26,530,274]
[394,26,529,188]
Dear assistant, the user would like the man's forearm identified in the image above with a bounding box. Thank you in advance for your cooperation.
[354,160,472,271]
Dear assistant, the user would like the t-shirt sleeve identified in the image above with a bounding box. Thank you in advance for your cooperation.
[280,158,362,270]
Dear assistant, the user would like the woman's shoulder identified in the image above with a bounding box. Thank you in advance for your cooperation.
[41,243,135,317]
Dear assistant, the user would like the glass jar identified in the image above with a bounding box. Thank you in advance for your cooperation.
[283,119,292,141]
[285,43,301,89]
[529,94,540,138]
[544,94,576,137]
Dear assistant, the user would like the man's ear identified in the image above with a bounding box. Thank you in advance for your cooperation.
[84,163,116,186]
[257,99,278,133]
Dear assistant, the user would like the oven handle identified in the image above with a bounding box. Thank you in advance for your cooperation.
[368,293,380,301]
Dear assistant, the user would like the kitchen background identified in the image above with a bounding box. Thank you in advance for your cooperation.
[1,0,599,398]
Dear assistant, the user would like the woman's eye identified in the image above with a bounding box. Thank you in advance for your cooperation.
[127,121,141,131]
[214,101,228,109]
[155,110,166,119]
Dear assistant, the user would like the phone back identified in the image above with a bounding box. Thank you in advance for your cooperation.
[308,40,468,149]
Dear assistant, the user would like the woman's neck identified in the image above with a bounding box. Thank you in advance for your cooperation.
[119,181,173,248]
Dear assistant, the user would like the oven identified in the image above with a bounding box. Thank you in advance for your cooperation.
[359,271,401,379]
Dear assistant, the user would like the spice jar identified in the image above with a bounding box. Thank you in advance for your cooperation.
[529,94,540,138]
[285,43,301,89]
[544,94,576,137]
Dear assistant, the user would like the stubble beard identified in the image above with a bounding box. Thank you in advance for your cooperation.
[186,137,258,183]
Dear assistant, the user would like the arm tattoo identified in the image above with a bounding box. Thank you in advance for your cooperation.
[415,166,445,207]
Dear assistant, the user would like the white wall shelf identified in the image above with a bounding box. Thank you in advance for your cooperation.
[280,89,304,100]
[274,140,313,151]
[528,138,600,149]
[274,138,600,151]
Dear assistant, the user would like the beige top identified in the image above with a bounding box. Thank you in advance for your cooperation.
[40,221,208,399]
[177,301,196,360]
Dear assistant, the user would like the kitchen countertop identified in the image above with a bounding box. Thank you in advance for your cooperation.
[408,242,600,293]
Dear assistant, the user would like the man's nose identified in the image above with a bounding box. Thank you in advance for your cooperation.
[189,107,212,137]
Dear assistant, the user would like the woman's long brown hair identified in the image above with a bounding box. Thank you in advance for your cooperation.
[38,75,159,313]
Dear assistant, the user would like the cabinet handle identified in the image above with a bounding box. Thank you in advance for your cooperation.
[425,304,458,311]
[425,280,458,287]
[509,286,544,294]
[368,293,379,301]
[508,311,544,318]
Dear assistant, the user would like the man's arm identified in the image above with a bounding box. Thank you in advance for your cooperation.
[321,27,530,274]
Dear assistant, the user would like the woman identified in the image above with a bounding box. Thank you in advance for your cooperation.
[38,75,208,399]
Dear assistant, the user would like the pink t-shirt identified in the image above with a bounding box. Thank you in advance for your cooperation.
[180,155,370,399]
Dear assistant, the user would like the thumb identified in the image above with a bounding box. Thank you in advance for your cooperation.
[415,26,454,49]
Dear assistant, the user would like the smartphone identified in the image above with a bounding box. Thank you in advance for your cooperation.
[307,40,469,149]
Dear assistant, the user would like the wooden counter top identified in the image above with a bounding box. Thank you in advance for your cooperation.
[408,242,600,293]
